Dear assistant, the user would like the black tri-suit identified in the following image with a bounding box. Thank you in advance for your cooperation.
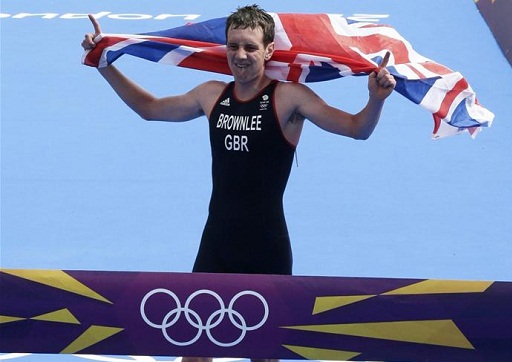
[193,80,295,275]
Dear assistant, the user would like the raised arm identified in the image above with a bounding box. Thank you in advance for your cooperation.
[284,52,396,140]
[81,14,207,122]
[96,66,205,122]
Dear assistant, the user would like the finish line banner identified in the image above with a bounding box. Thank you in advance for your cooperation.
[1,269,511,361]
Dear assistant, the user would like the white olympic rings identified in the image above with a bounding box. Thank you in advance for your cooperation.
[140,288,269,347]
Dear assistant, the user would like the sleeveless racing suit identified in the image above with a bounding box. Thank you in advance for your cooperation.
[192,80,295,275]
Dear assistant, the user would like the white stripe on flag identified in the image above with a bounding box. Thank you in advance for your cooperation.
[419,71,465,115]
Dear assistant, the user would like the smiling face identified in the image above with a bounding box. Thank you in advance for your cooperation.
[226,25,274,86]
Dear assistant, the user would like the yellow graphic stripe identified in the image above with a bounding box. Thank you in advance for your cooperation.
[313,295,375,315]
[313,279,493,314]
[283,344,361,360]
[383,279,493,295]
[0,315,26,324]
[1,269,112,304]
[283,320,474,349]
[60,325,124,354]
[31,308,80,324]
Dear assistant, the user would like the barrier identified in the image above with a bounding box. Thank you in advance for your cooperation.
[1,269,511,361]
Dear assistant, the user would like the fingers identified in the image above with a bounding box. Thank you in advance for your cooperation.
[81,14,102,51]
[380,51,390,68]
[377,72,396,89]
[367,51,395,99]
[369,51,391,79]
[89,14,102,35]
[376,66,395,88]
[375,52,395,89]
[81,34,96,50]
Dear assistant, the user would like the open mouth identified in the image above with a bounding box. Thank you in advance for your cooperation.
[234,63,250,69]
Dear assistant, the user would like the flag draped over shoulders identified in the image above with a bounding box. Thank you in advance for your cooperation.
[82,13,494,139]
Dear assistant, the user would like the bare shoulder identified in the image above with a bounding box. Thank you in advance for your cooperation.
[275,81,323,116]
[195,80,228,97]
[192,80,228,118]
[276,80,307,93]
[276,81,319,102]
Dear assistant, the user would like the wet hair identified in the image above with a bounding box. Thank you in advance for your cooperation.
[226,4,275,46]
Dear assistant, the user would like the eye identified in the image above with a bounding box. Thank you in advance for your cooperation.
[244,45,259,52]
[227,44,239,51]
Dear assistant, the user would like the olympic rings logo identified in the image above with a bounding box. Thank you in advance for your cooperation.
[140,288,269,347]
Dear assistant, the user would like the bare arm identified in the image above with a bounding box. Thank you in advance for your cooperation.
[82,14,205,122]
[97,65,205,122]
[287,52,396,140]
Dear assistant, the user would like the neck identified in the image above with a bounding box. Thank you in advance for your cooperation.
[234,76,271,101]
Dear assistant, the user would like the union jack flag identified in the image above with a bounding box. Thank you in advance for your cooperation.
[82,13,494,139]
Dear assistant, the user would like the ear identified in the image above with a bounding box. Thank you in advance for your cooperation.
[265,42,275,60]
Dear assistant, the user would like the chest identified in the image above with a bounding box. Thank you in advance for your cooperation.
[210,95,280,152]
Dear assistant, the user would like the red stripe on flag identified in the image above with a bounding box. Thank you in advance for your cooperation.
[178,51,232,75]
[84,36,129,67]
[286,63,303,82]
[278,14,378,68]
[422,61,454,76]
[432,114,442,135]
[433,78,469,120]
[406,64,426,78]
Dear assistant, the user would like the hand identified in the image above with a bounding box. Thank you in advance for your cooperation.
[81,14,102,51]
[368,51,396,101]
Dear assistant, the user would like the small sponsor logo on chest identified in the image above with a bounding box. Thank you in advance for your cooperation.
[259,94,270,111]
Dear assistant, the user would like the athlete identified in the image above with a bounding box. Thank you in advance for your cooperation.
[82,5,395,361]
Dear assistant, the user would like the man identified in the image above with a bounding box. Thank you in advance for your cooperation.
[82,5,396,274]
[82,6,394,358]
[82,4,395,274]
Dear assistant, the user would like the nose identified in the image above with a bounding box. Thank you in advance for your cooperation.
[235,46,247,59]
